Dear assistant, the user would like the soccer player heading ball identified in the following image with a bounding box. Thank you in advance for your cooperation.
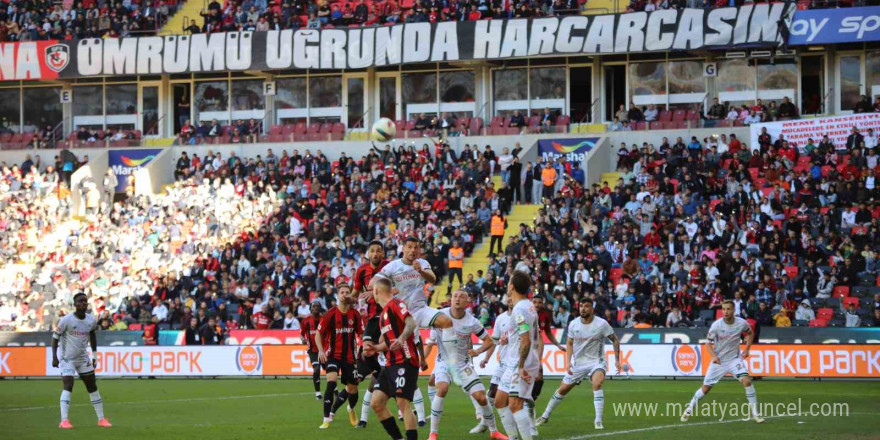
[52,292,112,429]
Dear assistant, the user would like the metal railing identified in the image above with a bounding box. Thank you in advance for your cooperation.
[579,98,601,124]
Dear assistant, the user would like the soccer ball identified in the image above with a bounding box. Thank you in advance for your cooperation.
[371,117,396,142]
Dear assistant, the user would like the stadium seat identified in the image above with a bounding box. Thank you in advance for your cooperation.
[809,319,828,327]
[715,309,724,320]
[842,297,859,310]
[128,324,143,331]
[832,286,850,298]
[784,266,799,279]
[817,308,834,320]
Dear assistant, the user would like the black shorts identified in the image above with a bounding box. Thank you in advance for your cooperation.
[363,316,380,344]
[325,358,358,385]
[376,363,419,401]
[357,354,382,381]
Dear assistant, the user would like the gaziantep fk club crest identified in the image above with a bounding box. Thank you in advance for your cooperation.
[45,44,69,73]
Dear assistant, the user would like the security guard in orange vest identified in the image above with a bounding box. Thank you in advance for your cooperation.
[447,240,464,294]
[489,209,506,256]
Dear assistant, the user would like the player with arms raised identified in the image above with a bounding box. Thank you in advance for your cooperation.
[351,240,388,428]
[681,300,763,423]
[535,300,621,430]
[300,301,325,401]
[365,276,421,440]
[425,289,508,440]
[495,271,540,440]
[315,283,363,429]
[52,292,112,429]
[378,236,452,331]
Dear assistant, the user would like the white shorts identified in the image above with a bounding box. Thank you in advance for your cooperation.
[412,306,442,328]
[490,362,507,386]
[434,360,484,394]
[499,365,539,400]
[703,358,749,386]
[562,360,606,386]
[60,358,95,377]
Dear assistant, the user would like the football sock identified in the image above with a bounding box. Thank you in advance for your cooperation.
[430,396,444,433]
[89,391,104,420]
[331,390,349,414]
[360,390,373,423]
[532,379,544,401]
[481,403,498,432]
[312,368,321,392]
[513,408,534,440]
[744,385,759,416]
[413,388,426,422]
[498,406,518,439]
[688,388,705,412]
[406,429,418,440]
[488,395,495,409]
[470,394,482,415]
[593,390,605,421]
[379,416,403,440]
[60,390,71,421]
[525,400,536,424]
[543,391,565,419]
[348,391,359,410]
[428,385,436,404]
[324,381,338,418]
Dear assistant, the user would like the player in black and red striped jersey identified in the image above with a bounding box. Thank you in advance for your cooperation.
[364,276,420,440]
[527,295,565,436]
[300,302,325,400]
[315,283,363,429]
[351,240,387,428]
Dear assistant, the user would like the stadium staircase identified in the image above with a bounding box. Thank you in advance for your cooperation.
[581,0,619,14]
[430,175,542,308]
[601,171,622,188]
[159,1,204,36]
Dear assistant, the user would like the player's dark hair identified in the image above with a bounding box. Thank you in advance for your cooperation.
[404,236,421,245]
[510,271,530,295]
[368,240,385,250]
[73,292,87,302]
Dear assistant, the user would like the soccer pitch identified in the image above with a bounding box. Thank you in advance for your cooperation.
[0,378,878,439]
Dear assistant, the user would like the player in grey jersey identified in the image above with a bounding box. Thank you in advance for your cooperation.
[681,300,763,423]
[52,292,112,429]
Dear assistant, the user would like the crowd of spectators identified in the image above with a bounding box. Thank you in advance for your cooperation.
[0,0,177,42]
[190,0,583,34]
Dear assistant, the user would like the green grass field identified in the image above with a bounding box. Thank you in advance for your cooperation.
[0,378,878,440]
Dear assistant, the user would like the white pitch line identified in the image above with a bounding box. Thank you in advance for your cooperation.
[0,392,312,413]
[548,415,792,440]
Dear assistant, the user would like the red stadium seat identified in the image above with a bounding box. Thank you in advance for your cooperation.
[715,309,724,320]
[809,319,828,327]
[842,297,859,310]
[832,286,850,298]
[784,266,798,279]
[817,308,834,320]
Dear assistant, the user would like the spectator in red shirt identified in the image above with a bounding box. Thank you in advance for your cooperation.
[252,304,272,329]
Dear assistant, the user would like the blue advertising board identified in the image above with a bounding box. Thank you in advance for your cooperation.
[789,6,880,45]
[107,149,162,192]
[537,137,599,163]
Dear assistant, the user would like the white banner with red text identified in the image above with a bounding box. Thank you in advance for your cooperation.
[749,113,880,152]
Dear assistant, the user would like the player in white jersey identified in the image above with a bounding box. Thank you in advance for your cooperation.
[482,295,513,412]
[535,301,621,430]
[495,271,540,440]
[423,290,508,440]
[52,292,112,429]
[681,300,763,423]
[378,236,452,330]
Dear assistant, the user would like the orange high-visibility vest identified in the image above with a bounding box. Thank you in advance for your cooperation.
[491,215,505,236]
[542,167,557,186]
[448,247,463,268]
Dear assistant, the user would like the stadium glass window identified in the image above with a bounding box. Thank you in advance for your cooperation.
[308,76,342,123]
[667,61,705,106]
[629,61,667,107]
[869,52,880,100]
[439,70,475,119]
[275,77,307,125]
[104,84,137,131]
[0,89,20,133]
[756,60,798,108]
[529,67,565,114]
[347,77,365,129]
[378,76,397,121]
[717,59,756,110]
[402,72,437,119]
[23,87,62,134]
[839,55,861,112]
[194,81,229,124]
[231,80,265,123]
[493,69,528,116]
[72,85,104,129]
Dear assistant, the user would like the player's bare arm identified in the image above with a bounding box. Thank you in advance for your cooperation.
[415,338,429,371]
[707,340,719,364]
[468,333,494,358]
[608,333,621,373]
[51,336,60,368]
[565,337,574,375]
[480,340,496,368]
[390,315,416,352]
[314,327,327,363]
[89,330,98,368]
[411,260,436,284]
[742,327,754,359]
[518,332,532,383]
[544,326,565,352]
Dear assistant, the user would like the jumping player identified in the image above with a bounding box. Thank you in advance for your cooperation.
[351,240,387,428]
[529,295,565,434]
[681,300,763,423]
[52,292,112,429]
[300,301,325,400]
[315,283,363,429]
[535,300,621,430]
[481,295,513,414]
[365,276,421,440]
[495,271,540,440]
[424,290,508,440]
